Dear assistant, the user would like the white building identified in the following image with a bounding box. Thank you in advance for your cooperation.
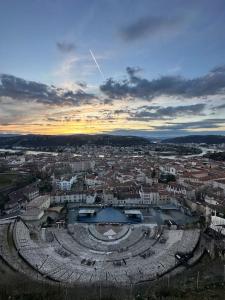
[160,165,176,175]
[54,175,77,191]
[167,183,186,196]
[50,193,86,204]
[50,192,96,204]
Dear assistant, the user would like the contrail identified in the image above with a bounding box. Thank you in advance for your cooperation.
[89,49,104,78]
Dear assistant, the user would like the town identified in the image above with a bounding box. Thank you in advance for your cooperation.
[0,142,224,290]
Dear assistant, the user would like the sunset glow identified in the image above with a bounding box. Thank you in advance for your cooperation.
[0,0,225,137]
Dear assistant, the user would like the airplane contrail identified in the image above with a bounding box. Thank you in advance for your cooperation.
[89,49,104,79]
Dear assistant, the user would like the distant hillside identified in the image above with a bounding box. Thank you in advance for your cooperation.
[0,134,150,148]
[163,135,225,144]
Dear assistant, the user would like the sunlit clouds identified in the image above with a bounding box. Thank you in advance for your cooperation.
[1,0,225,137]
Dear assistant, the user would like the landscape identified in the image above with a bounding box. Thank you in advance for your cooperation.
[1,1,225,299]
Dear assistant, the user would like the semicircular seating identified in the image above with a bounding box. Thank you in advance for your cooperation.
[12,220,200,285]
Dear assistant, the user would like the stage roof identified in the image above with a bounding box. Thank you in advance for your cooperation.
[78,209,95,215]
[124,210,142,215]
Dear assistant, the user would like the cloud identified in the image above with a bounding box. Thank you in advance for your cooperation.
[102,98,113,105]
[114,109,130,115]
[128,104,206,121]
[212,103,225,110]
[120,15,182,42]
[0,74,96,106]
[105,128,225,138]
[76,81,87,89]
[156,104,206,116]
[105,119,225,138]
[154,119,225,131]
[54,55,78,77]
[56,41,76,53]
[100,66,225,100]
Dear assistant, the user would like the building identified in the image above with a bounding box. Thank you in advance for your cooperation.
[160,165,176,175]
[50,192,86,204]
[139,186,159,205]
[54,175,77,191]
[167,183,187,196]
[70,160,95,172]
[27,195,50,211]
[4,182,39,214]
[22,195,50,221]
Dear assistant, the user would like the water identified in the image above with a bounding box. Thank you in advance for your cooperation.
[0,148,82,156]
[0,148,58,155]
[158,146,220,160]
[0,148,21,153]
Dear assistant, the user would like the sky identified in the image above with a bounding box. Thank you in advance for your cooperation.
[0,0,225,137]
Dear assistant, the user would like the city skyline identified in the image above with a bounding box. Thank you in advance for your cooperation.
[1,0,225,137]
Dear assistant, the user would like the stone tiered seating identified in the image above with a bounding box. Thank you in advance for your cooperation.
[12,220,201,285]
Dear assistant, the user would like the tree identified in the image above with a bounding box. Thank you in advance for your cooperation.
[151,169,156,178]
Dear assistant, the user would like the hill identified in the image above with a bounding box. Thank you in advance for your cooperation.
[163,135,225,144]
[0,134,150,148]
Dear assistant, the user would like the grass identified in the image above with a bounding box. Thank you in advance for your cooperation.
[0,172,33,208]
[0,174,20,189]
[0,173,30,189]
